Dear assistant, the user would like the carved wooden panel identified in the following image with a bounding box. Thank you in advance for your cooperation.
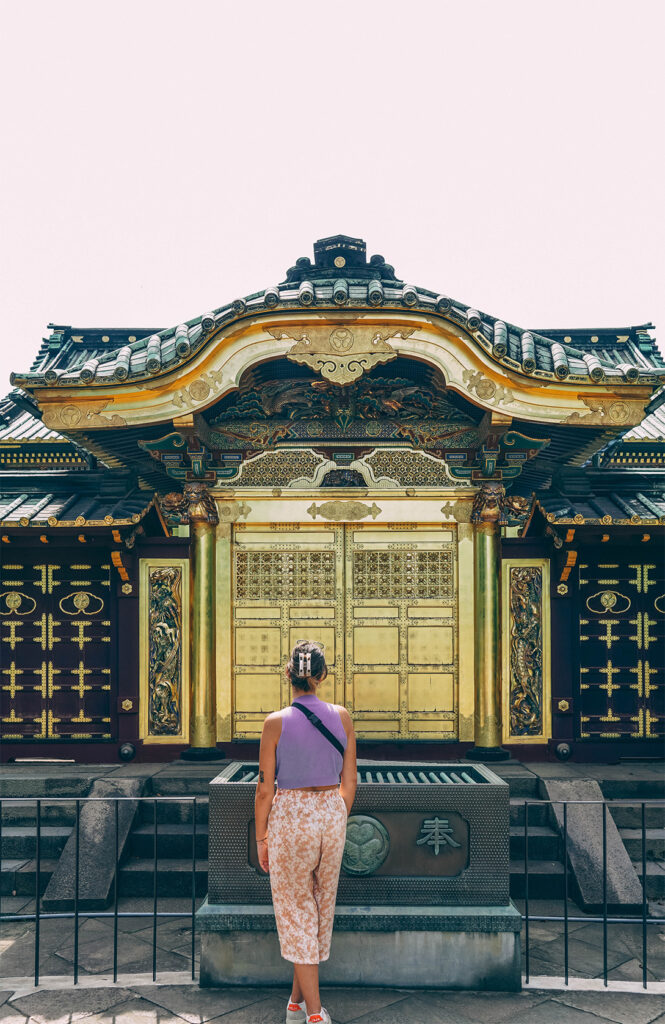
[501,560,551,744]
[139,558,189,743]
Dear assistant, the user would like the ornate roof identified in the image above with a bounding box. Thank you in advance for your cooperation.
[533,488,665,525]
[590,386,665,469]
[11,235,664,390]
[0,474,157,528]
[0,392,92,470]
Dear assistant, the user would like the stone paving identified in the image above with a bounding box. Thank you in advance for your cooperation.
[1,896,664,1023]
[2,981,665,1024]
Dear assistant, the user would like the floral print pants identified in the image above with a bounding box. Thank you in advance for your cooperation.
[267,787,347,965]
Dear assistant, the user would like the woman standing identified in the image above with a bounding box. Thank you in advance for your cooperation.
[255,640,357,1024]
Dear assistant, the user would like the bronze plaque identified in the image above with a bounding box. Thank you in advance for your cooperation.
[249,810,469,878]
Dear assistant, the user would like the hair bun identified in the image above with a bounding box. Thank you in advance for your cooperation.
[287,640,327,692]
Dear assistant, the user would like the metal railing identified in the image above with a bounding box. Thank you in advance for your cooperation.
[1,794,663,989]
[522,798,664,989]
[0,796,198,986]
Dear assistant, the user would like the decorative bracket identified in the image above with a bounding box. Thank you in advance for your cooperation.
[266,323,415,385]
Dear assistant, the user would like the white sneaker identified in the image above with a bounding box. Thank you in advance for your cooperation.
[306,1011,331,1024]
[286,999,306,1022]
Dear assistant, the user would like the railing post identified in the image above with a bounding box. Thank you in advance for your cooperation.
[34,799,41,987]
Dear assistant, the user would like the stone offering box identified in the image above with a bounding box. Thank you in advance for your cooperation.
[207,761,509,906]
[198,761,522,990]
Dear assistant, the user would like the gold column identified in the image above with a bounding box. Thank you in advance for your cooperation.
[189,518,217,751]
[467,482,509,761]
[215,521,233,742]
[162,483,222,760]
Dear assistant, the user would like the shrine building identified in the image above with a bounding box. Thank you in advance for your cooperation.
[1,235,663,764]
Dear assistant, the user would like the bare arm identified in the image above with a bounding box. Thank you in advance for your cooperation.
[254,713,280,871]
[338,706,357,815]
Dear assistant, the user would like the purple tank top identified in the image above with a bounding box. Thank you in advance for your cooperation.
[276,694,347,789]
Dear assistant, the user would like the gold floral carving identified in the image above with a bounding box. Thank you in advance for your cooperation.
[170,369,231,409]
[307,500,381,522]
[216,501,251,522]
[563,397,643,426]
[148,567,183,735]
[42,402,127,430]
[508,566,544,737]
[463,369,511,405]
[441,501,472,523]
[266,324,415,385]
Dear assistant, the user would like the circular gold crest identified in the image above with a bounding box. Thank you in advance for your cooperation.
[608,401,629,424]
[600,590,617,611]
[188,378,211,402]
[73,591,90,611]
[334,256,346,268]
[474,378,496,401]
[6,591,22,610]
[330,327,354,352]
[60,405,83,427]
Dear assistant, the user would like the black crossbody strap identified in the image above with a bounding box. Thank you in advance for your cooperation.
[292,702,345,757]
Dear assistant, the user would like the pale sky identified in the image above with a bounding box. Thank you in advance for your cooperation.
[1,0,663,393]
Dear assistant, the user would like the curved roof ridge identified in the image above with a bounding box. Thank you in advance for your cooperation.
[10,236,664,390]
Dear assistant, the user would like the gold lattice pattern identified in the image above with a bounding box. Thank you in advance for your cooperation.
[235,550,337,601]
[364,449,450,487]
[353,549,454,599]
[237,450,327,487]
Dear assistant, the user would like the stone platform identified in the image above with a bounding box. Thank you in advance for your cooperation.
[196,900,523,990]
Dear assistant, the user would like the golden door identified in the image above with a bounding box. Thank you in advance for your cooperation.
[231,524,458,740]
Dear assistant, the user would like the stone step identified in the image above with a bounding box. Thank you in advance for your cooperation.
[509,826,561,861]
[0,800,78,827]
[0,858,57,896]
[609,802,665,829]
[128,823,209,859]
[620,828,665,860]
[118,858,209,897]
[149,771,222,797]
[138,798,209,825]
[509,859,565,898]
[0,776,95,799]
[636,861,665,898]
[492,770,541,798]
[0,826,71,859]
[509,800,550,827]
[599,778,665,800]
